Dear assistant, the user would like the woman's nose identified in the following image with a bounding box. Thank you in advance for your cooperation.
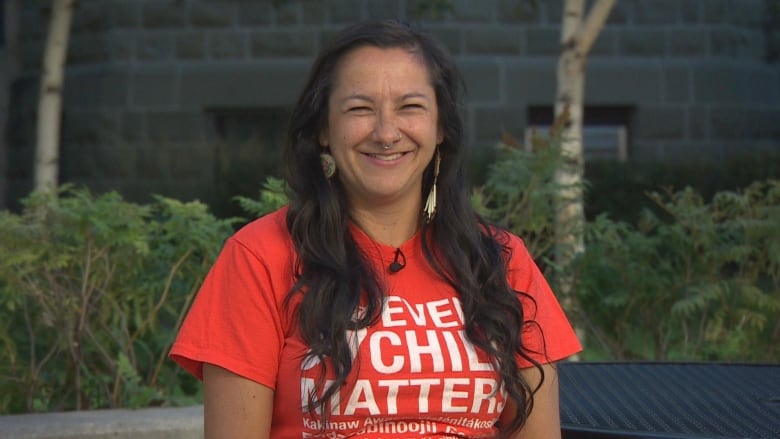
[372,111,400,145]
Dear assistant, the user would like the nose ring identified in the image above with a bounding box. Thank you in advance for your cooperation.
[382,133,402,150]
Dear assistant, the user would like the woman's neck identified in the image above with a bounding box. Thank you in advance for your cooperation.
[348,203,422,248]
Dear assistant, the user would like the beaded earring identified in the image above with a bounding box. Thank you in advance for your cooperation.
[320,153,336,179]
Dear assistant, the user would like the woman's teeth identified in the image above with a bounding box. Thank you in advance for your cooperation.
[368,153,403,161]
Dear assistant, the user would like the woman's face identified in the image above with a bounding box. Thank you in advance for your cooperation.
[320,45,443,213]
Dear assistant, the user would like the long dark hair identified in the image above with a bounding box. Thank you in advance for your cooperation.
[283,19,543,436]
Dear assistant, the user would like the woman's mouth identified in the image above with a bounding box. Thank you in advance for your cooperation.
[367,152,404,161]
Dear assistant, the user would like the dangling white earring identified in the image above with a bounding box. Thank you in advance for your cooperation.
[423,149,441,223]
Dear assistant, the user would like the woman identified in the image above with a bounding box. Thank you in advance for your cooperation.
[171,19,581,438]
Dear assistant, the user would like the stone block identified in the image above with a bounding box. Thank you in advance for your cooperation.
[619,28,666,57]
[61,110,122,146]
[130,66,178,108]
[145,111,207,143]
[274,0,300,25]
[68,34,111,64]
[250,30,317,57]
[680,0,701,23]
[178,61,309,107]
[209,31,248,59]
[452,0,496,22]
[688,106,710,139]
[663,64,692,103]
[744,68,780,105]
[464,28,522,55]
[634,0,681,24]
[504,59,557,105]
[238,2,273,26]
[605,0,630,25]
[427,27,463,55]
[176,31,207,60]
[109,0,142,29]
[711,107,749,139]
[635,106,686,140]
[71,0,111,35]
[497,0,539,24]
[459,58,501,103]
[586,60,664,104]
[710,29,761,59]
[136,32,175,61]
[121,111,145,142]
[692,63,748,103]
[302,1,329,25]
[589,28,618,57]
[526,27,559,56]
[472,106,527,143]
[668,29,708,57]
[190,1,236,27]
[367,0,403,19]
[141,0,188,29]
[64,68,130,108]
[329,0,366,22]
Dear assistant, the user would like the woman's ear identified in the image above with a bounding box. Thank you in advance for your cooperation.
[319,128,329,147]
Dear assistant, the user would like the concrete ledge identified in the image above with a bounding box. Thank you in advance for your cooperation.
[0,405,203,439]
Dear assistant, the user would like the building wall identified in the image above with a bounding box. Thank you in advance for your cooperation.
[4,0,779,209]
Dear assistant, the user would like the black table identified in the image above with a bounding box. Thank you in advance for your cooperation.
[558,362,780,439]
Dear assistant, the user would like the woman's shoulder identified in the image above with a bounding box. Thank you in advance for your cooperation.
[229,205,294,260]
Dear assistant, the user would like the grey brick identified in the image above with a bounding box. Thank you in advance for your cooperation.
[504,59,557,105]
[452,0,496,22]
[745,67,780,105]
[63,68,130,108]
[130,66,179,108]
[634,0,681,24]
[702,0,732,24]
[71,0,111,35]
[250,30,317,57]
[367,0,403,19]
[302,0,329,25]
[526,27,559,56]
[460,59,501,103]
[472,106,527,142]
[191,1,236,27]
[109,0,142,29]
[606,0,630,25]
[692,63,748,103]
[668,29,708,57]
[689,106,710,139]
[146,111,207,143]
[274,0,300,25]
[464,28,522,55]
[586,60,664,104]
[121,111,145,142]
[178,61,309,107]
[238,2,273,26]
[427,27,463,55]
[328,0,366,22]
[635,106,686,140]
[136,32,175,61]
[680,0,702,23]
[711,107,748,139]
[68,34,111,64]
[176,31,207,60]
[210,32,248,59]
[619,28,666,57]
[497,0,539,24]
[663,65,692,103]
[142,1,188,29]
[589,28,618,56]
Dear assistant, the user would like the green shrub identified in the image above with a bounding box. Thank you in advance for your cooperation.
[0,186,236,413]
[578,180,780,361]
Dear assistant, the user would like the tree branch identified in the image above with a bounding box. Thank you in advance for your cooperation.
[575,0,616,55]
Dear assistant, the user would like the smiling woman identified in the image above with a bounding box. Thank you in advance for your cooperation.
[170,19,581,439]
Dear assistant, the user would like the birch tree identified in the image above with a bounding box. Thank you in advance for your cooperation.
[554,0,615,344]
[34,0,75,192]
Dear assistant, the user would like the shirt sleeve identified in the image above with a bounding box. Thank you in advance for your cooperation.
[505,235,582,367]
[169,236,287,390]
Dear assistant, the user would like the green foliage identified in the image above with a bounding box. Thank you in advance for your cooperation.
[472,131,569,272]
[233,176,289,219]
[0,186,235,413]
[578,180,780,361]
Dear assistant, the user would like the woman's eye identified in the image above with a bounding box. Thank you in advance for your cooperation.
[349,106,371,112]
[402,103,424,110]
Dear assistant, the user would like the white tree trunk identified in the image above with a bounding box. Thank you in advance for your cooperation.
[34,0,75,192]
[554,0,615,350]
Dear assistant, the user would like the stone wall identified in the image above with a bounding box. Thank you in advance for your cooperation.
[4,0,779,210]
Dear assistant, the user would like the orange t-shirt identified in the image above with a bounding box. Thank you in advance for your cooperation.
[170,207,581,438]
